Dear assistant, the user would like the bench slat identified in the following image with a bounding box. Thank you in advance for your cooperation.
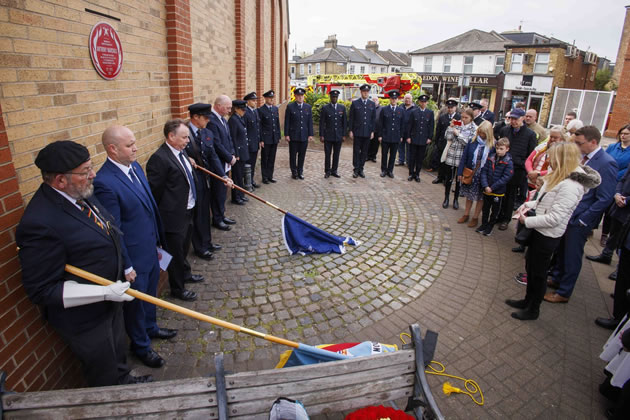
[4,394,218,419]
[2,378,216,410]
[225,350,415,388]
[227,374,414,417]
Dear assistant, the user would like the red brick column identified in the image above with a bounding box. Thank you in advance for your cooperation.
[256,0,265,105]
[606,44,630,137]
[234,0,246,99]
[271,0,277,95]
[0,105,83,391]
[166,0,193,118]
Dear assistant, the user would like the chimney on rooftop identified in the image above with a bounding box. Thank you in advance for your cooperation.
[324,34,338,49]
[366,41,379,52]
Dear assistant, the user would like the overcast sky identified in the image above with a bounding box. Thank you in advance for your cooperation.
[288,0,625,62]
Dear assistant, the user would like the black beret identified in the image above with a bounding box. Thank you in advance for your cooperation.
[244,92,258,101]
[329,90,340,97]
[359,84,371,91]
[263,90,275,98]
[418,94,430,102]
[388,90,400,99]
[35,141,90,173]
[232,99,247,109]
[188,103,212,116]
[294,88,306,95]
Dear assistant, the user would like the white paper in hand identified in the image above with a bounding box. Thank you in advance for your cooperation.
[157,247,172,271]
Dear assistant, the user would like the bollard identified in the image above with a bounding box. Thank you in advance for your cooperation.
[243,164,253,192]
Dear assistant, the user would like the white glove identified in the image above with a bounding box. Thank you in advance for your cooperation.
[62,280,134,308]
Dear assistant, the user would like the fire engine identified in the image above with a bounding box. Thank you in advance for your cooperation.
[300,73,422,100]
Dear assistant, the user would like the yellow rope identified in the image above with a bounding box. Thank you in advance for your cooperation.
[399,333,484,406]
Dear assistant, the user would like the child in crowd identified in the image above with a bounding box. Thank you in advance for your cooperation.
[477,138,514,236]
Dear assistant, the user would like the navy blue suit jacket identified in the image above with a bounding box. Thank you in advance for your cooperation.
[481,109,495,125]
[228,113,250,162]
[571,148,618,228]
[377,105,405,143]
[207,113,234,164]
[284,101,313,142]
[258,104,281,144]
[319,103,347,142]
[349,98,376,137]
[94,159,165,276]
[244,107,261,152]
[406,107,435,145]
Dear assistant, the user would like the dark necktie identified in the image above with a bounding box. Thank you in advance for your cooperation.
[581,155,589,165]
[77,199,107,233]
[178,152,197,201]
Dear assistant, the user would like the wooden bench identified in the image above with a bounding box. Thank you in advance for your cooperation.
[1,324,443,419]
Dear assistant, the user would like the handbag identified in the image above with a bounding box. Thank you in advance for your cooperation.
[514,193,547,246]
[461,167,475,185]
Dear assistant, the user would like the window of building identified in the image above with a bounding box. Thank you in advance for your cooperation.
[360,65,365,73]
[316,63,320,75]
[511,53,523,72]
[370,66,375,73]
[349,65,355,74]
[299,64,304,75]
[424,56,432,72]
[307,64,312,74]
[443,56,451,72]
[463,56,474,74]
[381,66,386,72]
[494,56,504,74]
[534,53,549,74]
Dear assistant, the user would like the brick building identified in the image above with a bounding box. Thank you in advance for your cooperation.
[607,5,630,137]
[0,0,289,392]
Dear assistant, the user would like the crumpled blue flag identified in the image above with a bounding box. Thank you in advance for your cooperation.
[281,212,358,255]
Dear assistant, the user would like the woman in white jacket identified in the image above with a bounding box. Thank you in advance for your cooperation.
[506,142,601,320]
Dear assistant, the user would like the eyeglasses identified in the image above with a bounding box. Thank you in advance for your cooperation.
[66,167,95,178]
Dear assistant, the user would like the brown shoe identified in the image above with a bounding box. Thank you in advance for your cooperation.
[457,215,470,224]
[544,292,569,303]
[467,218,478,228]
[547,279,559,289]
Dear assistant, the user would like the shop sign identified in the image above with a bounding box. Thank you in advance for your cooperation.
[89,22,123,80]
[419,74,498,86]
[504,74,553,93]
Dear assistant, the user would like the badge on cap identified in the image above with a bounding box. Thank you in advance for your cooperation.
[359,84,371,92]
[329,90,340,97]
[263,90,275,98]
[418,94,429,102]
[244,92,258,101]
[388,90,400,99]
[294,88,306,95]
[469,101,483,110]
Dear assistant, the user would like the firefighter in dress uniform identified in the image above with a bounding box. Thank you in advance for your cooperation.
[377,90,405,178]
[284,87,314,180]
[319,89,347,178]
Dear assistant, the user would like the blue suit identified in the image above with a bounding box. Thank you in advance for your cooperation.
[207,112,234,224]
[481,109,495,125]
[349,98,376,172]
[554,148,618,298]
[93,158,165,356]
[378,104,405,174]
[284,101,313,176]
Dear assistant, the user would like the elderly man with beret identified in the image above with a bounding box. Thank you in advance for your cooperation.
[16,141,152,387]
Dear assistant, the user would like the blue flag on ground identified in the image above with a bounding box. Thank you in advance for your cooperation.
[281,212,358,255]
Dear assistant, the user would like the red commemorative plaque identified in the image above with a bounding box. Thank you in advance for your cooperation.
[89,22,123,80]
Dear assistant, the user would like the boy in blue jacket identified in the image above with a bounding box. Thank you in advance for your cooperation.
[477,138,514,236]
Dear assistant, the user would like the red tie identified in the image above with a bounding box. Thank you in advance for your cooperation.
[581,155,588,165]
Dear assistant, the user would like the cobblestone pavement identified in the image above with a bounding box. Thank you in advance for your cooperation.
[130,144,613,419]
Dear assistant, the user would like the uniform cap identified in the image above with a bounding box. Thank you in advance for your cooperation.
[232,99,247,109]
[388,90,400,99]
[188,103,212,116]
[263,90,275,98]
[469,101,483,110]
[359,84,371,91]
[445,99,458,107]
[294,88,306,95]
[244,92,258,101]
[329,90,340,97]
[418,94,430,102]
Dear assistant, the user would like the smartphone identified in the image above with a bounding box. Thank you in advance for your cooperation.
[453,120,462,126]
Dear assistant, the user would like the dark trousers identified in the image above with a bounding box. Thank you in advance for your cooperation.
[56,304,130,387]
[397,141,408,164]
[524,230,562,312]
[553,223,591,298]
[443,165,460,200]
[367,137,379,160]
[481,194,503,228]
[353,136,370,172]
[614,247,630,319]
[210,175,227,225]
[165,210,193,294]
[408,144,427,177]
[231,159,245,201]
[602,217,625,258]
[380,142,398,173]
[260,142,277,181]
[499,168,526,223]
[125,258,160,356]
[192,177,212,253]
[289,140,308,175]
[248,149,258,183]
[324,141,342,174]
[431,139,445,171]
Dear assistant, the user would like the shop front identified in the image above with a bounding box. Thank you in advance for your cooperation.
[502,74,554,124]
[418,73,503,112]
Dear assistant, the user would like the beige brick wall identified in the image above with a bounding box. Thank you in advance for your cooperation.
[0,0,171,201]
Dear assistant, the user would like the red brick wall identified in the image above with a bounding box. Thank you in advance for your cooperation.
[0,105,83,392]
[166,0,193,118]
[606,44,630,137]
[256,0,265,106]
[234,0,246,100]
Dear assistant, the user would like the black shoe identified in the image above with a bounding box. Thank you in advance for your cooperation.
[452,200,459,210]
[585,254,612,265]
[609,271,617,281]
[291,174,298,179]
[251,182,259,188]
[136,349,165,368]
[325,173,330,178]
[498,222,509,231]
[415,176,420,183]
[595,317,620,330]
[195,250,214,260]
[185,274,205,283]
[171,289,197,301]
[359,171,365,178]
[505,299,529,309]
[475,225,486,233]
[483,227,493,236]
[432,178,443,184]
[262,179,269,184]
[241,196,249,202]
[380,171,386,177]
[208,243,222,252]
[298,174,304,180]
[387,172,394,178]
[127,374,154,384]
[395,161,404,166]
[512,245,525,253]
[352,172,358,178]
[442,198,449,209]
[149,328,178,340]
[223,217,236,225]
[269,178,277,183]
[408,175,414,181]
[331,172,340,178]
[213,222,231,231]
[231,199,245,205]
[511,309,539,321]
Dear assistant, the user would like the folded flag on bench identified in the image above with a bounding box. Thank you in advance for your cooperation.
[276,341,398,368]
[282,212,358,255]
